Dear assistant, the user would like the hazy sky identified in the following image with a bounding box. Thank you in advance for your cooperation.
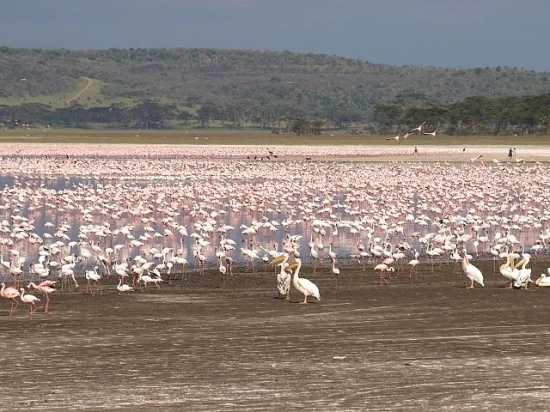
[2,0,549,71]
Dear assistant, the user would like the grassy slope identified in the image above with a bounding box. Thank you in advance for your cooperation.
[0,128,547,145]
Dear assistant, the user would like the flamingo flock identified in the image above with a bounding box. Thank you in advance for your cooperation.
[1,145,550,320]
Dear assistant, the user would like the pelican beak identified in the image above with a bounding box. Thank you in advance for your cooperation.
[269,255,286,265]
[286,262,298,270]
[514,260,524,268]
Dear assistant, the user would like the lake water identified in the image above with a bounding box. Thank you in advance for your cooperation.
[0,167,542,281]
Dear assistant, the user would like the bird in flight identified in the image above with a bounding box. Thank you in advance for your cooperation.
[470,155,483,162]
[423,123,441,137]
[409,121,429,135]
[397,132,415,144]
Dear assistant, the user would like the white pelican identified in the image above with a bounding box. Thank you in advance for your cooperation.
[461,250,484,288]
[270,254,291,299]
[535,271,550,287]
[499,254,519,288]
[287,258,320,304]
[514,255,532,289]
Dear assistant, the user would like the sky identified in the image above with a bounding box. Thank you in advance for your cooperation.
[2,0,550,71]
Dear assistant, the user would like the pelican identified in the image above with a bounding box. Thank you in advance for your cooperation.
[535,271,550,287]
[270,254,291,299]
[461,249,484,288]
[286,258,320,304]
[514,254,532,289]
[499,254,519,288]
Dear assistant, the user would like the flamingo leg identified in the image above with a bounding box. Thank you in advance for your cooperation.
[44,294,50,312]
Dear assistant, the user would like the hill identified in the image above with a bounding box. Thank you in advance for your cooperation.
[1,46,549,114]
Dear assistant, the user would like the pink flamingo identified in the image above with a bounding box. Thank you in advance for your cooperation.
[20,288,40,321]
[374,263,395,285]
[27,281,56,313]
[1,282,21,316]
[408,251,420,279]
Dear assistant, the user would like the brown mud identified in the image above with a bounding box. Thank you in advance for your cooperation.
[1,258,550,411]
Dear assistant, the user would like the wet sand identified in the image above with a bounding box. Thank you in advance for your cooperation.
[2,259,550,411]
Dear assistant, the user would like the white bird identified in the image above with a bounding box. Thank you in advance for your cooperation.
[535,271,550,287]
[470,155,483,162]
[331,258,341,290]
[287,258,320,304]
[514,255,532,289]
[409,120,428,135]
[270,254,291,299]
[85,266,101,295]
[461,250,484,288]
[499,254,519,288]
[19,288,40,320]
[116,278,134,294]
[423,123,441,137]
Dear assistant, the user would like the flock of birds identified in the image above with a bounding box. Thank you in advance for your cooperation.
[0,144,550,321]
[386,121,441,144]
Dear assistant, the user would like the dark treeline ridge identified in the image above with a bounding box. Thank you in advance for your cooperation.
[1,46,550,134]
[2,94,550,135]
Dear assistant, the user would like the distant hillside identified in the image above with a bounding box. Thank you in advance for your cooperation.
[1,46,550,115]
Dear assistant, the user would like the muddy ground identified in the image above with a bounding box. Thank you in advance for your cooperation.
[2,258,550,411]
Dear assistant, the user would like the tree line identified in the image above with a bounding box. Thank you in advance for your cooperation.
[1,93,550,135]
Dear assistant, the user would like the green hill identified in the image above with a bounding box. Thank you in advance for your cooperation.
[1,46,549,114]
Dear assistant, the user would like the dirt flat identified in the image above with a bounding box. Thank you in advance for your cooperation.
[2,258,550,411]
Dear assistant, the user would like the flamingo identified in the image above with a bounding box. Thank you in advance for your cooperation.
[408,250,420,279]
[470,155,483,162]
[331,257,341,290]
[85,266,102,295]
[116,279,134,294]
[1,282,21,316]
[374,263,395,285]
[287,258,320,304]
[218,256,228,288]
[423,123,441,137]
[328,242,337,262]
[27,281,56,312]
[409,120,429,135]
[19,288,40,320]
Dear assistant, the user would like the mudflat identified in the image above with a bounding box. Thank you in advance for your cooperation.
[2,259,550,411]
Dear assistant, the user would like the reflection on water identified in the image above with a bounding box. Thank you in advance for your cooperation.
[0,171,543,281]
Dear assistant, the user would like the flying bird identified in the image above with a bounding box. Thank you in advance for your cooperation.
[397,132,415,144]
[423,123,441,137]
[409,121,429,135]
[470,155,483,162]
